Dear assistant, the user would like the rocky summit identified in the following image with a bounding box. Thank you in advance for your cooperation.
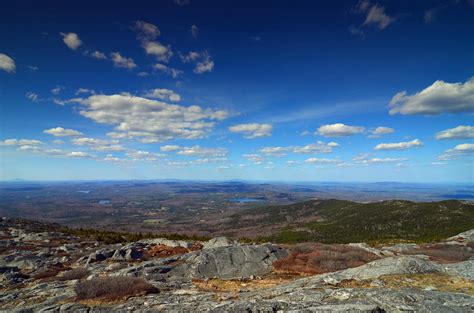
[1,217,474,312]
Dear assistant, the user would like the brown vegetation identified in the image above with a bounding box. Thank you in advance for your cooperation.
[146,244,189,258]
[403,243,474,263]
[273,243,380,275]
[56,267,90,281]
[75,276,159,300]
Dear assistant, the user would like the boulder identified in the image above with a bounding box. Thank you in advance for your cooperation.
[202,237,235,250]
[172,244,288,279]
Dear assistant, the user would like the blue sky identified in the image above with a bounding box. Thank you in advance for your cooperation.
[0,0,473,182]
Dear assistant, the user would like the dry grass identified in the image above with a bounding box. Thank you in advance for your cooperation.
[402,243,474,263]
[193,278,287,293]
[273,243,380,275]
[56,267,90,281]
[75,276,159,300]
[337,273,474,295]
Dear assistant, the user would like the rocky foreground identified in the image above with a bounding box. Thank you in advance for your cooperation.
[1,218,474,312]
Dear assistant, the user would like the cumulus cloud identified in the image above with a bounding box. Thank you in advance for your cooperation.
[0,53,15,73]
[181,50,214,74]
[389,77,474,115]
[133,20,160,40]
[259,147,290,157]
[191,24,199,39]
[436,125,474,140]
[153,63,182,78]
[228,123,272,138]
[43,127,83,137]
[110,52,137,69]
[370,126,394,138]
[70,94,228,142]
[90,51,107,60]
[60,32,82,50]
[292,141,337,154]
[143,89,181,102]
[353,153,408,165]
[438,143,474,160]
[143,41,173,63]
[0,139,44,146]
[160,145,181,152]
[71,137,125,151]
[317,123,364,137]
[374,139,423,150]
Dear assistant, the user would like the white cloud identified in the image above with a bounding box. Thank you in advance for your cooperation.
[44,127,83,137]
[305,158,340,164]
[0,53,15,73]
[242,154,264,164]
[438,143,474,160]
[144,89,181,102]
[60,32,82,50]
[259,147,290,157]
[126,150,163,161]
[66,151,92,158]
[191,24,199,39]
[176,146,227,157]
[110,52,137,69]
[75,88,95,95]
[71,137,125,151]
[71,94,228,142]
[0,139,44,146]
[389,77,474,115]
[143,41,173,63]
[351,1,394,35]
[53,140,64,145]
[159,145,228,158]
[370,126,394,137]
[228,123,272,138]
[353,153,408,165]
[133,21,160,40]
[317,123,364,137]
[374,139,423,151]
[90,51,107,60]
[436,125,474,140]
[26,92,39,102]
[363,3,394,30]
[181,50,214,74]
[160,145,181,152]
[51,86,65,95]
[292,141,336,154]
[153,63,182,78]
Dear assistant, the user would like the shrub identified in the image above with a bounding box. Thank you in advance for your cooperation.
[75,276,159,300]
[273,243,380,275]
[57,267,90,281]
[146,244,189,258]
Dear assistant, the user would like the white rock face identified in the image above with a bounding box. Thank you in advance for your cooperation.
[447,229,474,243]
